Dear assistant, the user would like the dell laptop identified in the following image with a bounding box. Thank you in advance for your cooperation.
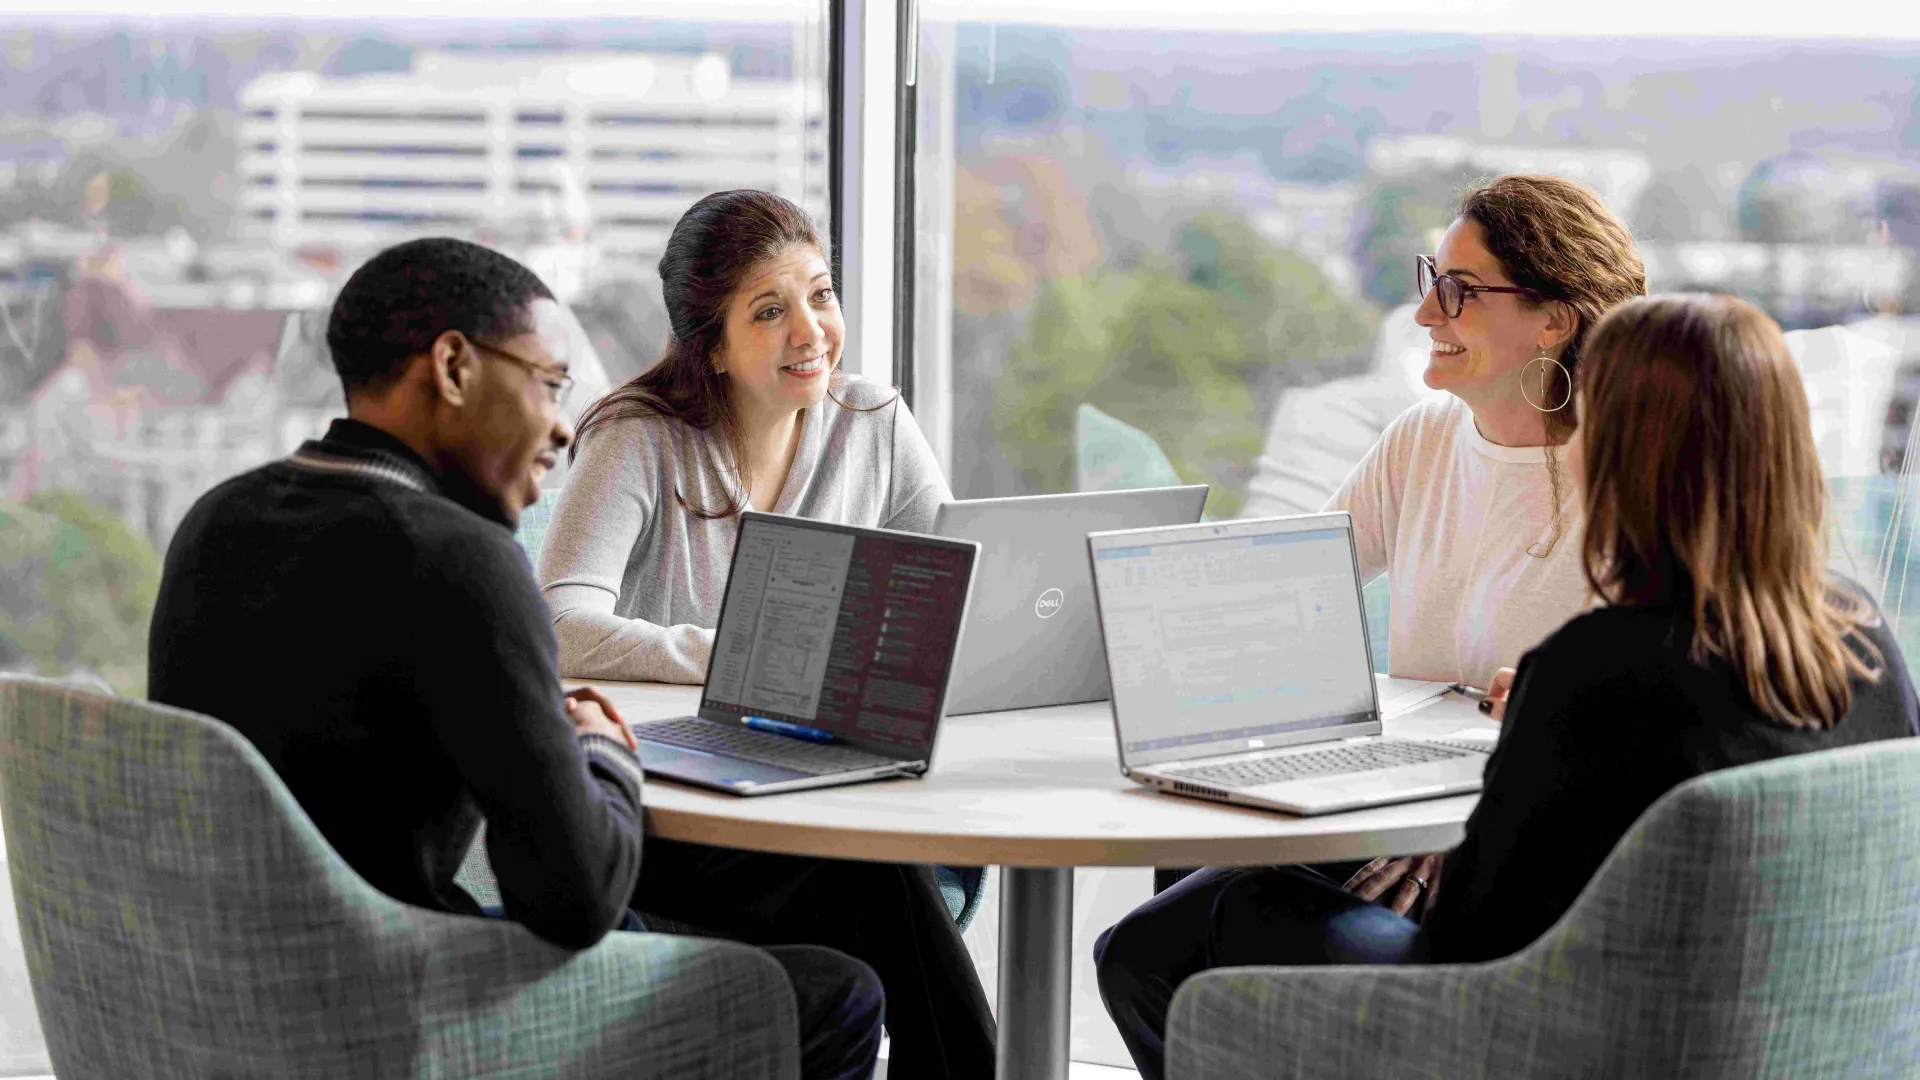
[630,510,980,796]
[933,485,1208,715]
[1087,511,1489,815]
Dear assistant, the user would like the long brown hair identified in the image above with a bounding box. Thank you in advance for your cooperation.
[1457,175,1647,555]
[1579,293,1882,729]
[573,189,888,518]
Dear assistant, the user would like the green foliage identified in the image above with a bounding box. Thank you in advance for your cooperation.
[0,490,161,697]
[992,211,1378,517]
[0,110,237,240]
[1356,167,1482,307]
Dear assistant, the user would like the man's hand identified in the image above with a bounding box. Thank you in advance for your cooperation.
[1344,852,1445,919]
[565,686,637,751]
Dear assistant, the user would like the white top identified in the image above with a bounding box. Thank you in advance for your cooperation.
[575,677,1482,867]
[539,376,951,684]
[1326,395,1591,688]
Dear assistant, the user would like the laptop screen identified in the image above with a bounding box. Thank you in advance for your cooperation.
[702,514,975,758]
[1090,515,1380,768]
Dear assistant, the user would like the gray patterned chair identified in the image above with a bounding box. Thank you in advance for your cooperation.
[1166,738,1920,1079]
[0,676,801,1079]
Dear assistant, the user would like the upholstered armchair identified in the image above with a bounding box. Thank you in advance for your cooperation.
[1166,739,1920,1079]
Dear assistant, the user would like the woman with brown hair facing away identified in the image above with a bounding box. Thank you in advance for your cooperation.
[1095,293,1919,1080]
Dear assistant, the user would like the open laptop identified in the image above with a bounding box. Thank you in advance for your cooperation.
[1087,511,1489,815]
[933,486,1208,715]
[629,511,979,796]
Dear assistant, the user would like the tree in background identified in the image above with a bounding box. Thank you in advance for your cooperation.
[0,108,238,241]
[1353,165,1483,308]
[992,210,1377,517]
[0,489,161,697]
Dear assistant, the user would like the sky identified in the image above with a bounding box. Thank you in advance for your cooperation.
[15,0,1920,41]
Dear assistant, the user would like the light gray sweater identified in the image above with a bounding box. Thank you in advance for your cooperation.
[538,376,952,683]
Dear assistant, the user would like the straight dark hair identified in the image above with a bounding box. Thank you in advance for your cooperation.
[573,189,888,518]
[1579,293,1882,729]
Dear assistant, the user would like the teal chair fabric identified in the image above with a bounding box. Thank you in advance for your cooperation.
[0,676,802,1079]
[1165,738,1920,1079]
[1075,402,1184,493]
[515,485,563,563]
[1360,575,1389,672]
[510,484,987,932]
[936,866,987,932]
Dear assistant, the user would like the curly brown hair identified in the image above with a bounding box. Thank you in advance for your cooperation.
[1457,174,1648,556]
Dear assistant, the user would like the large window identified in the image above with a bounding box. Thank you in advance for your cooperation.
[903,6,1920,1064]
[910,2,1920,650]
[0,3,830,695]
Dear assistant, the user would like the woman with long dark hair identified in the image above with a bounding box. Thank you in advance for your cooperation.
[540,191,993,1078]
[1094,293,1920,1080]
[540,188,948,684]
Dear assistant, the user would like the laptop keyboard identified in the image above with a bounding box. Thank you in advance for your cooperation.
[1165,739,1478,790]
[635,717,900,777]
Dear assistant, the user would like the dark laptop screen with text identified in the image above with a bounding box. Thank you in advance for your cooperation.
[703,516,973,755]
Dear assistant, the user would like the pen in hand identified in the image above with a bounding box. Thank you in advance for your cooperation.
[1448,682,1496,716]
[1455,668,1518,721]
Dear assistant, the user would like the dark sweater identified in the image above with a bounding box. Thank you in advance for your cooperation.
[1418,584,1919,963]
[149,420,644,949]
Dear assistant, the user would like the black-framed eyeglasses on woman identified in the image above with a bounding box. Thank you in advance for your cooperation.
[1416,254,1542,319]
[468,338,575,405]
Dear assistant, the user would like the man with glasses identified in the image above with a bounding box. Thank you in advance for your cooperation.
[149,238,883,1079]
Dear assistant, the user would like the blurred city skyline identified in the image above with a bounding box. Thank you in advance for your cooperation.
[1,8,1917,695]
[19,0,1920,39]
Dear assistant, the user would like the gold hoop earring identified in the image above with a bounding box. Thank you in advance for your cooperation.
[1520,353,1571,413]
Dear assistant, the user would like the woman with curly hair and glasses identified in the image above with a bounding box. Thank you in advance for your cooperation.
[1157,175,1648,899]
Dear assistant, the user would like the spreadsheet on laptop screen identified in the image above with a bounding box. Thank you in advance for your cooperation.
[704,518,970,754]
[1093,525,1377,763]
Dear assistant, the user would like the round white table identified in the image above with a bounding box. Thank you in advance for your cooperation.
[586,678,1486,1080]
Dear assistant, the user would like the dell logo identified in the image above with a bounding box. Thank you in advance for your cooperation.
[1035,587,1065,618]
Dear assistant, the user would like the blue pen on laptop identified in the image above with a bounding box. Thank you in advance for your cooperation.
[743,716,837,743]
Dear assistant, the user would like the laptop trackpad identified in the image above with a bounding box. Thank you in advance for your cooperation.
[632,739,809,793]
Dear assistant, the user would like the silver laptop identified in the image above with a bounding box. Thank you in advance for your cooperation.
[1087,512,1489,815]
[630,510,979,796]
[933,486,1208,715]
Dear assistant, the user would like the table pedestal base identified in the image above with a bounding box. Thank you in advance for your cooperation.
[996,866,1074,1080]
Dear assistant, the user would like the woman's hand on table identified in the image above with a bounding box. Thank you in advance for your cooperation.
[1345,852,1445,919]
[1481,667,1517,722]
[565,686,638,751]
